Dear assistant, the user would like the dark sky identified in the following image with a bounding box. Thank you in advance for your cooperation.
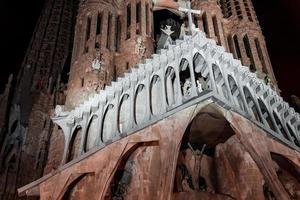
[0,0,299,102]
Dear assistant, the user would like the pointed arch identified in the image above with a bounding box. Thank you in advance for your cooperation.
[150,75,163,116]
[165,66,178,106]
[118,94,130,134]
[85,115,99,152]
[67,126,82,162]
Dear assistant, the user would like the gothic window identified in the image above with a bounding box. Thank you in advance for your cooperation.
[127,4,131,39]
[146,3,150,35]
[84,17,91,53]
[233,35,242,59]
[227,35,236,58]
[116,16,121,52]
[202,12,209,36]
[136,2,141,35]
[212,16,221,45]
[85,17,91,41]
[243,35,256,71]
[255,38,268,74]
[107,13,112,49]
[96,13,102,35]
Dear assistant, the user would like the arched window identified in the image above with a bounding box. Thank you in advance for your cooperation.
[96,13,102,35]
[202,12,209,36]
[212,64,229,100]
[193,53,208,93]
[102,105,115,142]
[115,15,121,52]
[227,36,236,58]
[243,35,256,71]
[118,94,130,134]
[134,85,147,125]
[136,1,141,35]
[107,13,112,49]
[150,75,163,115]
[212,16,221,45]
[165,67,177,106]
[228,75,245,111]
[126,4,131,39]
[85,115,98,152]
[67,127,82,162]
[233,35,242,59]
[243,87,263,123]
[258,99,276,131]
[255,38,267,74]
[179,59,193,98]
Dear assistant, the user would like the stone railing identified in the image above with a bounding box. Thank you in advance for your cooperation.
[53,30,300,165]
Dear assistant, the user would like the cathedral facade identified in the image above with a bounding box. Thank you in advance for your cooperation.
[0,0,300,199]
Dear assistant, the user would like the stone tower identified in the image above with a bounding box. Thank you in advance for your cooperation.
[219,0,278,88]
[0,0,78,199]
[65,0,154,109]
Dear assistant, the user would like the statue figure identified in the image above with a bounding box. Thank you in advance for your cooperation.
[54,105,69,117]
[183,79,192,96]
[91,51,104,71]
[157,25,174,51]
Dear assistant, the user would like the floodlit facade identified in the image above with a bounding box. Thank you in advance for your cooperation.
[0,0,299,199]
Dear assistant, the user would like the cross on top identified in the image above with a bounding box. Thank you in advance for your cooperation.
[178,1,202,34]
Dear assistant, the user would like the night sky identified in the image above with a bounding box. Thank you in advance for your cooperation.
[0,0,299,103]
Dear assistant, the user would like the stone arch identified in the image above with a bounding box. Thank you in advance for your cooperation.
[272,111,291,141]
[286,123,300,148]
[61,174,89,200]
[165,66,178,106]
[193,52,208,93]
[243,87,263,123]
[67,126,82,162]
[84,115,99,152]
[179,58,193,98]
[104,143,147,199]
[150,75,163,116]
[212,64,229,100]
[134,84,147,125]
[118,94,130,134]
[173,104,238,198]
[270,153,300,199]
[102,104,115,143]
[258,99,276,131]
[228,75,245,111]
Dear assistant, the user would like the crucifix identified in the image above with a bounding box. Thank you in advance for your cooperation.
[178,1,202,34]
